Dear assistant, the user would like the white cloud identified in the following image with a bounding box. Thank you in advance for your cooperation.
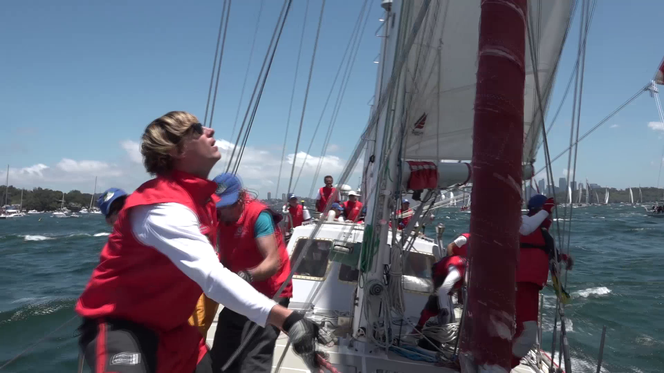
[1,138,360,198]
[609,124,619,129]
[562,168,574,178]
[648,121,664,131]
[326,144,340,153]
[121,140,142,164]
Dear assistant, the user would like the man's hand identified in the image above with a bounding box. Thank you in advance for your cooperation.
[283,312,326,372]
[543,198,556,213]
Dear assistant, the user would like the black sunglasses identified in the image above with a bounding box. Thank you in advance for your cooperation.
[159,122,204,144]
[188,122,204,136]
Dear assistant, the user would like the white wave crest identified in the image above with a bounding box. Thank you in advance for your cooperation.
[93,232,110,237]
[67,233,91,237]
[23,235,53,241]
[575,286,611,298]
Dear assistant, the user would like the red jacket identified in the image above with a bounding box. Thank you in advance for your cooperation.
[518,228,551,288]
[397,209,412,229]
[316,186,339,212]
[218,199,293,299]
[343,200,363,222]
[76,171,217,373]
[453,233,471,257]
[432,255,466,291]
[286,204,304,230]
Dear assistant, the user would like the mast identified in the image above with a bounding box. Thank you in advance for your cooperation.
[89,176,97,210]
[460,0,527,370]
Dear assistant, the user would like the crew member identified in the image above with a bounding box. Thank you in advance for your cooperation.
[342,191,363,222]
[413,255,466,334]
[283,193,304,231]
[315,175,339,213]
[446,233,470,257]
[397,199,412,229]
[512,195,572,368]
[210,173,294,373]
[75,111,324,373]
[97,187,128,226]
[326,203,345,222]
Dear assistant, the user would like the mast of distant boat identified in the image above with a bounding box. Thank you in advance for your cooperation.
[3,164,8,207]
[89,176,97,210]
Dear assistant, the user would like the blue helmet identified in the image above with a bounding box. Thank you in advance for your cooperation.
[331,203,344,211]
[527,194,548,211]
[212,173,243,208]
[97,188,127,217]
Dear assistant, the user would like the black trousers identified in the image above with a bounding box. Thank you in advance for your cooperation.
[210,298,290,373]
[78,318,213,373]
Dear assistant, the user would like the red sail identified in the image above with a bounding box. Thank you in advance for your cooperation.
[460,0,527,370]
[656,59,664,85]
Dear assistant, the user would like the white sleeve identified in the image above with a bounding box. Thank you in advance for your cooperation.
[437,267,461,297]
[315,190,322,200]
[519,210,549,235]
[453,235,467,247]
[130,203,276,327]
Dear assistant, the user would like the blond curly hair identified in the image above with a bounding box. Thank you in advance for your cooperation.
[141,111,199,175]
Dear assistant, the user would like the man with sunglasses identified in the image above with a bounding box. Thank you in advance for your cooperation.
[210,173,293,373]
[76,112,325,373]
[97,187,128,226]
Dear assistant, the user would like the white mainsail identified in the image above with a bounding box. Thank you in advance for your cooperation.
[568,185,573,204]
[398,1,573,164]
[604,188,610,204]
[630,187,634,205]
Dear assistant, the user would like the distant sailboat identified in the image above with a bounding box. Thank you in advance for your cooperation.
[604,188,610,204]
[629,187,635,205]
[639,185,643,204]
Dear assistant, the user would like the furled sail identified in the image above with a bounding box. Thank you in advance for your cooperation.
[387,0,573,163]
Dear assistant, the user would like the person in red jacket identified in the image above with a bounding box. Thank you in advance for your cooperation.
[397,198,412,229]
[446,233,470,257]
[411,255,466,338]
[511,194,573,368]
[315,175,339,213]
[75,111,325,373]
[211,173,294,373]
[342,191,363,222]
[283,193,304,231]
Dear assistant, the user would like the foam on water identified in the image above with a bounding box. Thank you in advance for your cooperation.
[575,286,611,298]
[93,232,110,237]
[22,235,53,241]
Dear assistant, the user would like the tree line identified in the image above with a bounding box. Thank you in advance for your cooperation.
[1,185,97,212]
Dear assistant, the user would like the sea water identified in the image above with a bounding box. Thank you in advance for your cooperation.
[0,206,662,372]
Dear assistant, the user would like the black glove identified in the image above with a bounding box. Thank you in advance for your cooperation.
[237,270,253,283]
[283,312,323,372]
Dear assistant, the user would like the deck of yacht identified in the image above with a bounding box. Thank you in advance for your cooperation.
[205,307,549,373]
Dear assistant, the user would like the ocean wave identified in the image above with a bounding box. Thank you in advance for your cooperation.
[22,235,54,241]
[93,232,110,237]
[575,286,611,298]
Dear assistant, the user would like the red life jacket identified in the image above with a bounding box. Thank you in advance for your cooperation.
[343,200,363,222]
[218,199,293,299]
[453,233,471,257]
[397,209,412,228]
[517,228,550,288]
[286,204,304,230]
[316,186,339,212]
[432,255,466,291]
[75,171,218,373]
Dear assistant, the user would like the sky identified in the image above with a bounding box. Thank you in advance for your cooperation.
[1,0,663,198]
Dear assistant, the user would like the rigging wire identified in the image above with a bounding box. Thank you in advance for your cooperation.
[224,0,293,173]
[202,0,230,127]
[207,0,233,129]
[275,0,310,198]
[288,0,369,196]
[303,0,372,197]
[229,0,265,141]
[285,0,327,196]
